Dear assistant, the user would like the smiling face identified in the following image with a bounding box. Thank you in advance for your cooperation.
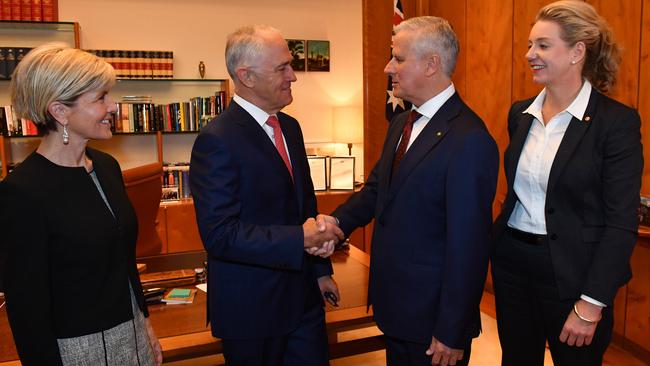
[64,88,117,142]
[526,20,583,88]
[384,30,430,106]
[248,31,297,114]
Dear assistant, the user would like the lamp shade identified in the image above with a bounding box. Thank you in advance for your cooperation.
[332,106,363,144]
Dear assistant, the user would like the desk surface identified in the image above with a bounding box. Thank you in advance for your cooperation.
[0,246,370,363]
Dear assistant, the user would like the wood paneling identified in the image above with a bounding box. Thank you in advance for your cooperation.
[639,0,650,195]
[588,0,642,108]
[465,0,512,215]
[512,0,550,102]
[626,241,650,353]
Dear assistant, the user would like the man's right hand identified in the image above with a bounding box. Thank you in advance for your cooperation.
[303,217,344,249]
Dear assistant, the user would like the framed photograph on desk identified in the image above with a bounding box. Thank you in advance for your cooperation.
[307,156,327,191]
[329,156,355,190]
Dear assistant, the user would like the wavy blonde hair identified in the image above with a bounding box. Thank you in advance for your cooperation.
[537,0,620,93]
[10,43,115,134]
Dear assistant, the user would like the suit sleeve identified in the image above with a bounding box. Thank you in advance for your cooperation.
[1,182,63,365]
[190,131,305,271]
[433,129,499,348]
[582,108,642,305]
[331,158,380,237]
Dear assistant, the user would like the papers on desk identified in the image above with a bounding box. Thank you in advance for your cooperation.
[162,288,197,305]
[196,283,207,293]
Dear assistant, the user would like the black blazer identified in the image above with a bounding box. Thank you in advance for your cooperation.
[333,93,499,348]
[0,149,147,365]
[190,100,332,339]
[493,89,643,305]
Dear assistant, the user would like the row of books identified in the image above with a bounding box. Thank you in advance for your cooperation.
[112,91,226,133]
[0,0,58,22]
[162,164,191,201]
[0,105,38,136]
[0,47,31,80]
[85,49,174,79]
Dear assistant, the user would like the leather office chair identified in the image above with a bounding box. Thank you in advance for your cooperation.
[122,162,164,257]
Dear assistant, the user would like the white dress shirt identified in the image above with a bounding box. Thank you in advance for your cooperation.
[507,80,604,307]
[233,94,292,164]
[398,83,456,151]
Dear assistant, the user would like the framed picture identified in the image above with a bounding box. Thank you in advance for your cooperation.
[306,40,330,72]
[161,186,180,201]
[286,39,306,71]
[307,156,327,191]
[329,156,355,190]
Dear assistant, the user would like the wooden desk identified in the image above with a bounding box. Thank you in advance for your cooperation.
[0,246,380,364]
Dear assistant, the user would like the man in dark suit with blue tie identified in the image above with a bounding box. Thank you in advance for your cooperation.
[189,25,343,366]
[322,16,499,366]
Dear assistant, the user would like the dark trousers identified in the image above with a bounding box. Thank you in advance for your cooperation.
[385,335,471,366]
[221,303,329,366]
[491,229,613,366]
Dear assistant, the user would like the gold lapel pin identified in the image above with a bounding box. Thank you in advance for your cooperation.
[584,116,591,122]
[436,132,442,137]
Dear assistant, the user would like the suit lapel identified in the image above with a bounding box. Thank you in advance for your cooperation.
[506,113,534,189]
[281,115,306,214]
[231,103,294,186]
[379,93,461,216]
[547,89,598,191]
[377,112,408,205]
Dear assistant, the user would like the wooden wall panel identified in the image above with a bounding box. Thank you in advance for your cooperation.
[639,0,650,195]
[512,0,550,102]
[465,0,513,214]
[422,0,467,96]
[588,0,642,108]
[625,243,650,353]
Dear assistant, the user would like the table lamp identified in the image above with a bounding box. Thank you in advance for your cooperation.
[332,106,363,156]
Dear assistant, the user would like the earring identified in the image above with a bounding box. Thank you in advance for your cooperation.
[571,60,577,65]
[62,125,69,145]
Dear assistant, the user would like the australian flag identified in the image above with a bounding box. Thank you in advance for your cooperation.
[385,0,411,122]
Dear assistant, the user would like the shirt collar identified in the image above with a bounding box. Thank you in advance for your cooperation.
[522,80,592,121]
[233,94,273,128]
[413,83,456,119]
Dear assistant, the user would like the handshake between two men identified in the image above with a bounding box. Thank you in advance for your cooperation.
[302,214,344,258]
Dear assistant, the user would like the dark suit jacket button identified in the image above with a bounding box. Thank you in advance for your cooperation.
[547,207,555,214]
[550,233,557,240]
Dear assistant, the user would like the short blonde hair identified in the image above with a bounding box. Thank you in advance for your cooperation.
[10,43,116,134]
[394,16,459,77]
[537,0,620,93]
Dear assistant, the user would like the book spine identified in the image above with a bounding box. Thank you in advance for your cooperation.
[1,0,11,20]
[20,0,31,20]
[0,107,6,136]
[30,0,41,21]
[10,0,20,20]
[41,0,55,21]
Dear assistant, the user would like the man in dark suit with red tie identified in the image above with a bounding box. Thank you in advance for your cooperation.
[321,16,499,366]
[189,25,343,366]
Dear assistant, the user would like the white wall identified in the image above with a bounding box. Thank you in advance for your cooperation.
[58,0,364,176]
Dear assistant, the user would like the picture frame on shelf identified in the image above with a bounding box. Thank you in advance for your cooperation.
[329,156,354,190]
[306,40,330,72]
[161,186,180,201]
[286,39,306,72]
[307,156,327,191]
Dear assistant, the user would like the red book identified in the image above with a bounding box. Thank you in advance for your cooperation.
[20,0,31,20]
[1,0,10,20]
[31,0,41,21]
[10,0,20,20]
[41,0,56,21]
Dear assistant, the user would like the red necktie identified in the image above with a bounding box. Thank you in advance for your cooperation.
[266,115,293,180]
[392,110,421,175]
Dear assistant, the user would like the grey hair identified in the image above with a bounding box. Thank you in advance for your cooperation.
[394,16,459,77]
[225,24,282,79]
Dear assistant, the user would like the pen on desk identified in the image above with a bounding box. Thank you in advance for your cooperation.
[324,291,338,307]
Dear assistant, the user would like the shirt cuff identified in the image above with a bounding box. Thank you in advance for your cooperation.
[580,294,606,307]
